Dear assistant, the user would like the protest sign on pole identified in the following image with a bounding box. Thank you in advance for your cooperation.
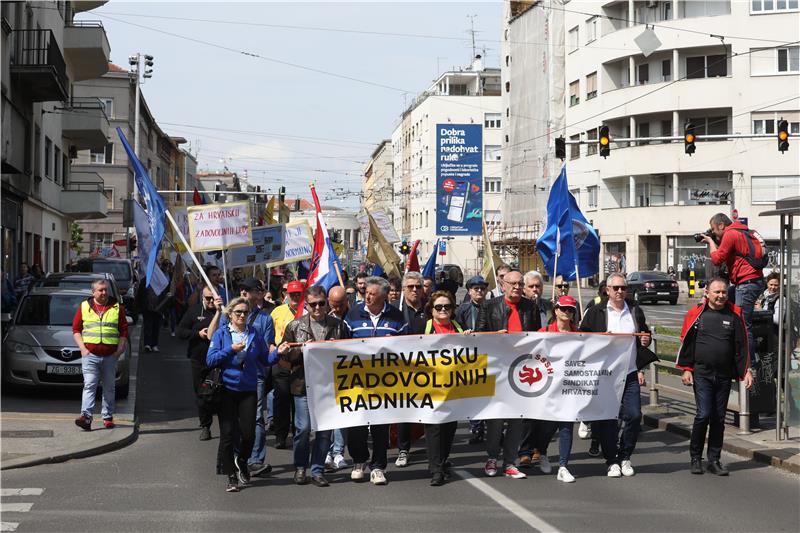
[187,201,253,252]
[358,210,400,244]
[266,221,313,266]
[226,224,285,268]
[304,332,634,431]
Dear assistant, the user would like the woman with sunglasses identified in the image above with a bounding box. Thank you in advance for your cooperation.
[417,290,471,486]
[538,296,580,483]
[207,297,277,492]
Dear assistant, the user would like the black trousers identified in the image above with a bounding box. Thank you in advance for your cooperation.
[271,366,294,441]
[219,388,257,476]
[486,419,523,466]
[518,419,549,456]
[190,358,215,428]
[347,424,389,470]
[425,422,457,474]
[690,374,732,462]
[397,422,412,452]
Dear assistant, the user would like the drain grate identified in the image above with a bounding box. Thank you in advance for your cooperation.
[1,430,54,438]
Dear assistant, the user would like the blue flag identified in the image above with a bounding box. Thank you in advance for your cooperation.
[535,166,600,281]
[116,127,166,289]
[422,240,439,278]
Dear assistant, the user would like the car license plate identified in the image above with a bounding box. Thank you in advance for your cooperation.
[45,364,82,376]
[657,292,670,295]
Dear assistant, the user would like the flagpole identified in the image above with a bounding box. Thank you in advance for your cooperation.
[164,210,219,299]
[552,227,560,302]
[483,220,498,292]
[575,261,584,320]
[221,246,230,303]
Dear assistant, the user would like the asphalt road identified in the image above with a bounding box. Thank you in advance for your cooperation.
[2,333,798,532]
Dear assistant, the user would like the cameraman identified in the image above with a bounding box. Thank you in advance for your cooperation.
[701,213,765,363]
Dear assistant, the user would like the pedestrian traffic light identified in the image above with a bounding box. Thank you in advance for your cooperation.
[555,136,566,160]
[684,121,696,156]
[778,119,790,153]
[400,241,410,255]
[598,125,610,158]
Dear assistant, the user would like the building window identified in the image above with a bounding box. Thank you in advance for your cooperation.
[485,177,502,193]
[661,120,672,143]
[638,122,651,145]
[104,188,114,211]
[90,143,113,164]
[588,186,598,208]
[586,17,597,43]
[662,59,671,81]
[751,175,800,203]
[569,134,580,160]
[569,80,580,106]
[568,26,579,53]
[485,145,502,161]
[44,137,52,178]
[90,232,113,252]
[586,128,598,155]
[637,63,650,85]
[485,113,501,129]
[586,71,597,99]
[687,54,727,79]
[753,118,800,134]
[100,97,113,118]
[752,0,799,12]
[54,146,61,184]
[778,46,800,72]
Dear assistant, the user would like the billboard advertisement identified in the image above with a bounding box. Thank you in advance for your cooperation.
[436,124,482,236]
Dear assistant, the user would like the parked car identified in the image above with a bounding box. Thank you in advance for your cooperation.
[2,287,131,397]
[31,273,122,303]
[76,258,138,322]
[626,271,679,305]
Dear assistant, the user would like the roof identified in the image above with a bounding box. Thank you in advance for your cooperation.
[108,63,128,73]
[285,197,314,210]
[760,196,800,217]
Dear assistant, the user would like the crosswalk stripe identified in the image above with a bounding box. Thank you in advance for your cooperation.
[0,522,20,532]
[0,489,44,496]
[0,503,33,513]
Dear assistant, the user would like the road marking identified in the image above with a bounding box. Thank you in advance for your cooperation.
[0,522,19,531]
[0,489,44,496]
[453,469,560,532]
[0,503,33,513]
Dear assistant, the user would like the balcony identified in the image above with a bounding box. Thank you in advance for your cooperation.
[9,29,68,102]
[62,97,110,150]
[72,1,108,14]
[60,173,108,219]
[63,21,110,81]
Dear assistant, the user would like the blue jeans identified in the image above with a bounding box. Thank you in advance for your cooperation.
[80,354,117,421]
[617,371,642,462]
[735,279,765,364]
[293,395,332,476]
[690,374,732,462]
[540,422,574,466]
[248,373,268,466]
[329,428,347,456]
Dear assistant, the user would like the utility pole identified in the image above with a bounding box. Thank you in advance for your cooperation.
[128,53,153,159]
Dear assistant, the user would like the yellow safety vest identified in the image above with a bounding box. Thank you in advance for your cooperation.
[81,300,120,345]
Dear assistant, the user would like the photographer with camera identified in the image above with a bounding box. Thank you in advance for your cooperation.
[700,213,766,365]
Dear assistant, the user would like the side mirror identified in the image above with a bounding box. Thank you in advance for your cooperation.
[126,316,134,326]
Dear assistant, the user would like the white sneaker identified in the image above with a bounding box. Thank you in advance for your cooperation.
[578,422,591,439]
[152,346,160,352]
[370,468,387,485]
[143,345,152,352]
[351,463,368,481]
[539,455,552,474]
[395,450,409,468]
[557,466,575,483]
[607,464,622,478]
[333,454,349,470]
[621,459,635,477]
[324,454,334,471]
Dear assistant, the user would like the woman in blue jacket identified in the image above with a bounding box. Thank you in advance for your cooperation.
[207,297,276,492]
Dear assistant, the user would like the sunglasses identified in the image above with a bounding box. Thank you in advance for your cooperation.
[557,284,570,288]
[404,284,422,290]
[433,304,454,311]
[232,309,248,316]
[307,301,327,308]
[557,306,576,313]
[610,285,628,291]
[203,296,214,301]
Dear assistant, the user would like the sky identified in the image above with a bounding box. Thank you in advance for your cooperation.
[79,1,503,210]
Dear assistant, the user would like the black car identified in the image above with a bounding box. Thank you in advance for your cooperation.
[626,271,679,305]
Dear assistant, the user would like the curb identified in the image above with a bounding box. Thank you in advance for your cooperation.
[642,409,800,475]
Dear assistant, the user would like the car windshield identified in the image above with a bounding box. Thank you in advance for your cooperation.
[16,294,87,326]
[33,279,119,298]
[639,272,670,280]
[92,262,131,281]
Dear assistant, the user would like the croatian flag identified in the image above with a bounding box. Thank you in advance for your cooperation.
[296,184,343,317]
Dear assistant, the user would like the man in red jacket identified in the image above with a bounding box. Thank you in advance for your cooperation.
[701,213,765,363]
[677,277,752,476]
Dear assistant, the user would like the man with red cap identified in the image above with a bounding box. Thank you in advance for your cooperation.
[270,280,304,449]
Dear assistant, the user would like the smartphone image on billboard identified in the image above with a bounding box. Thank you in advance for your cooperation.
[447,181,469,223]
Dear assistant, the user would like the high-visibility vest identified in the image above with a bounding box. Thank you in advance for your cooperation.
[81,300,120,345]
[424,319,464,334]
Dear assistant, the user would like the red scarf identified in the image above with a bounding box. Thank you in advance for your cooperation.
[432,320,457,334]
[505,299,522,332]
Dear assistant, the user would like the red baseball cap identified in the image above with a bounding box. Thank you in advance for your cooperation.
[287,280,305,294]
[556,295,578,310]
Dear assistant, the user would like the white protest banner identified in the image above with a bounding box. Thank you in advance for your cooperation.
[304,332,634,431]
[266,221,313,266]
[358,210,400,244]
[187,201,253,252]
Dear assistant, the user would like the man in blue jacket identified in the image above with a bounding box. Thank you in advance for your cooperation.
[343,276,407,486]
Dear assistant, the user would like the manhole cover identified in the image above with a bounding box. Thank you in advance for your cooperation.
[1,430,54,438]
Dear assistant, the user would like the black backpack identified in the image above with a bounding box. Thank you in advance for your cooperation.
[734,229,768,270]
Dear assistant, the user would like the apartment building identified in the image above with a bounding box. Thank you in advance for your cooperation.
[502,0,799,277]
[390,58,504,275]
[1,1,111,276]
[362,139,393,217]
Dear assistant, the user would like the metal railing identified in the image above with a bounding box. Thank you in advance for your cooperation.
[649,333,751,433]
[65,180,105,193]
[10,29,68,96]
[66,97,110,121]
[66,20,105,29]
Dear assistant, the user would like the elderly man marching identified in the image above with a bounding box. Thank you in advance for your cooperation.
[73,279,129,431]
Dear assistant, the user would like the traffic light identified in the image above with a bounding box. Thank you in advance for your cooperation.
[400,241,410,255]
[555,136,566,160]
[684,121,696,156]
[599,125,610,158]
[129,236,137,252]
[778,119,790,153]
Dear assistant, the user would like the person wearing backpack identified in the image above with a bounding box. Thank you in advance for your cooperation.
[702,213,766,366]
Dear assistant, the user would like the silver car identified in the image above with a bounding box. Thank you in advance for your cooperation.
[2,287,131,398]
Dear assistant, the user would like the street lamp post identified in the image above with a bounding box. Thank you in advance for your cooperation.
[128,53,154,159]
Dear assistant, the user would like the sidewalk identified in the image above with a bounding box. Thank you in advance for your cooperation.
[1,325,141,470]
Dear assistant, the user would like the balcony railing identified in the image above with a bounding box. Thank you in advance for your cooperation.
[10,29,68,102]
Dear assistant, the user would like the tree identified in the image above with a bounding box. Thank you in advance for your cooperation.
[69,222,84,256]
